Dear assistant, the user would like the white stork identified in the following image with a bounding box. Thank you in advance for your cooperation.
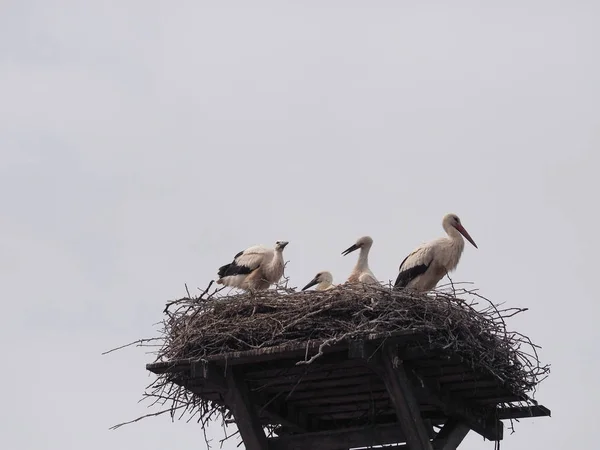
[342,236,378,284]
[394,214,477,292]
[216,240,289,291]
[301,271,335,291]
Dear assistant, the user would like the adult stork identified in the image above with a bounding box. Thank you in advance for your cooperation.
[394,214,477,292]
[216,240,289,291]
[302,271,335,291]
[342,236,378,284]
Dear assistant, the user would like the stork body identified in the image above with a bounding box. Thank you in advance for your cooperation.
[217,241,289,291]
[394,214,477,292]
[302,271,335,291]
[342,236,378,284]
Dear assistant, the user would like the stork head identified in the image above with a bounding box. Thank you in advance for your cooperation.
[275,240,289,251]
[302,271,333,291]
[443,214,478,248]
[342,236,373,256]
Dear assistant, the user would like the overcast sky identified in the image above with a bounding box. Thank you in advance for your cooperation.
[1,1,598,449]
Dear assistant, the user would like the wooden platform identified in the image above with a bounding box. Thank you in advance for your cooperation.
[147,330,550,450]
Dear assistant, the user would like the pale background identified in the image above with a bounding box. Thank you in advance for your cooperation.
[1,1,598,449]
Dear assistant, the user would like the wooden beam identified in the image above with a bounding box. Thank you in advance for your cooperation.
[403,362,503,441]
[432,419,470,450]
[379,345,434,450]
[225,369,268,450]
[268,422,407,450]
[496,405,551,420]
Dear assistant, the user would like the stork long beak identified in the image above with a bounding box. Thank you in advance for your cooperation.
[455,224,478,249]
[342,244,360,256]
[302,276,319,291]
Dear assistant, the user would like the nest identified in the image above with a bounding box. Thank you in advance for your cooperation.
[110,281,549,436]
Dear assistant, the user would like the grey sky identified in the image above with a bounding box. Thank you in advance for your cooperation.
[1,1,598,449]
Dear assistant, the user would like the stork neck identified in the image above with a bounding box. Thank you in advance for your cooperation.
[446,226,465,248]
[356,246,371,269]
[262,249,279,268]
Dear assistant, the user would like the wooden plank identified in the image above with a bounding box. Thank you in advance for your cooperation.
[225,369,268,450]
[436,373,482,384]
[418,365,471,377]
[245,357,361,380]
[379,345,434,450]
[359,445,408,450]
[257,374,378,394]
[432,419,470,450]
[301,399,391,415]
[443,379,500,392]
[315,409,397,421]
[497,405,551,420]
[286,384,387,401]
[459,387,519,398]
[268,422,408,450]
[290,391,390,407]
[473,396,523,406]
[248,366,374,390]
[411,357,465,368]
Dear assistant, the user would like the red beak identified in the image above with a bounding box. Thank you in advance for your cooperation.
[455,224,478,249]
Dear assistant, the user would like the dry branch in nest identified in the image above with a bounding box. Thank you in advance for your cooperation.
[111,281,549,438]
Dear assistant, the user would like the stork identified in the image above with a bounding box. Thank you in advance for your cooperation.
[302,271,335,291]
[394,214,477,292]
[216,240,289,291]
[342,236,378,284]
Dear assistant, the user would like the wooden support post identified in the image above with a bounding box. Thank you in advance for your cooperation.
[432,419,470,450]
[225,369,268,450]
[380,344,434,450]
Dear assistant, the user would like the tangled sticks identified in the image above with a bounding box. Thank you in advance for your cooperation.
[163,282,545,389]
[113,282,549,434]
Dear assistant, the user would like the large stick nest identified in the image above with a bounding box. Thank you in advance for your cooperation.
[111,281,549,436]
[160,283,548,391]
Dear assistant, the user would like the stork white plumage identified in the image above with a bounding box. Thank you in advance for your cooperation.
[394,214,477,292]
[342,236,378,284]
[216,240,289,291]
[301,271,335,291]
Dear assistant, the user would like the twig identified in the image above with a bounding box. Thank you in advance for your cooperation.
[109,406,185,430]
[102,338,161,355]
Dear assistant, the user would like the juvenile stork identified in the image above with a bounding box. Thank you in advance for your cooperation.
[302,271,335,291]
[342,236,378,284]
[217,240,289,291]
[394,214,477,292]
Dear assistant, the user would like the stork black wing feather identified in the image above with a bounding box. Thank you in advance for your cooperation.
[394,263,429,288]
[218,262,255,278]
[217,249,255,278]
